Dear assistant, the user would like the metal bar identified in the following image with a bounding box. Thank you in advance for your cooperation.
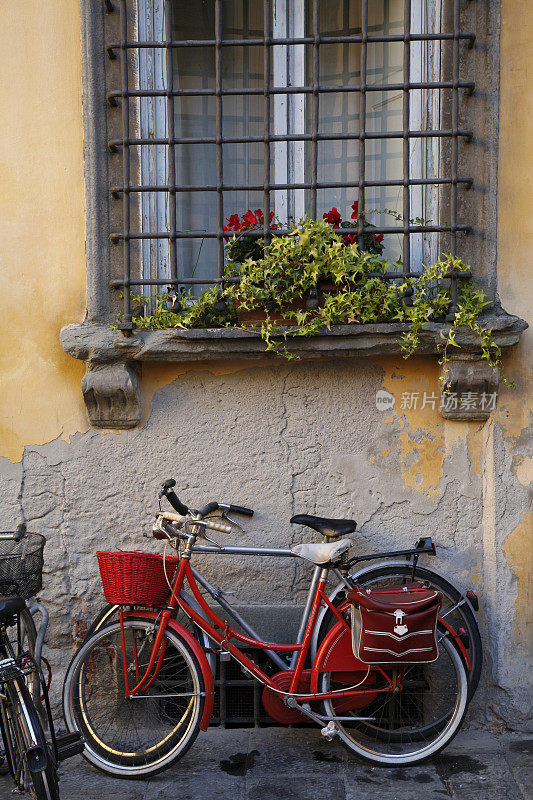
[109,129,474,147]
[254,675,261,727]
[191,544,296,557]
[110,269,472,288]
[215,0,224,279]
[403,0,411,273]
[219,655,226,728]
[357,0,368,249]
[107,32,475,50]
[118,0,132,330]
[112,177,473,194]
[289,565,322,670]
[190,566,288,672]
[165,1,177,284]
[448,0,461,319]
[107,81,475,101]
[310,0,320,219]
[263,0,271,247]
[110,224,470,242]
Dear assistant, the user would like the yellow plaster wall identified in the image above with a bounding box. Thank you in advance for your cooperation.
[496,0,533,646]
[0,1,88,462]
[0,0,531,490]
[496,0,533,426]
[503,513,533,652]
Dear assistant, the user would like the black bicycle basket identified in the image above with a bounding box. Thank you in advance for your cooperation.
[0,533,45,599]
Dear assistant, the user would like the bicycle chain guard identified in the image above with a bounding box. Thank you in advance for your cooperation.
[262,670,312,724]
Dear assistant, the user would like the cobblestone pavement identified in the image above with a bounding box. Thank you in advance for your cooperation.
[0,728,531,800]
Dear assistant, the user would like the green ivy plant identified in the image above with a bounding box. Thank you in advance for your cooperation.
[125,217,506,384]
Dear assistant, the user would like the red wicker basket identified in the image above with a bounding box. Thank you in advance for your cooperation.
[96,551,180,606]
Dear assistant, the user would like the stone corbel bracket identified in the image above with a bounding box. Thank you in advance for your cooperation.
[81,361,141,429]
[439,356,500,421]
[61,307,527,428]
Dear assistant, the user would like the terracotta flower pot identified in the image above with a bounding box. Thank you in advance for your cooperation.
[235,297,309,327]
[234,282,353,326]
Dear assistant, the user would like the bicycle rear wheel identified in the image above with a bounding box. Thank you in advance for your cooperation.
[63,617,205,779]
[0,677,59,799]
[317,564,482,699]
[319,630,468,766]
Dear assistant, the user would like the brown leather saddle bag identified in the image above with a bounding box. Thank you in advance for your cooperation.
[348,584,442,664]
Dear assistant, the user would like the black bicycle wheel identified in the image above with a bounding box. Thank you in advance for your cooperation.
[318,564,482,699]
[1,677,59,800]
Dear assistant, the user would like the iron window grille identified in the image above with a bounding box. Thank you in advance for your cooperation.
[104,0,475,333]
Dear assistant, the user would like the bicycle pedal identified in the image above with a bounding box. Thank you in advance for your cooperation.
[55,731,85,761]
[320,721,338,741]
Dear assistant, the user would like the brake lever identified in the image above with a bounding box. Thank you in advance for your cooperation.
[221,510,247,534]
[203,533,224,549]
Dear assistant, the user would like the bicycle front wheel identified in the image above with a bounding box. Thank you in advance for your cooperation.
[319,630,468,766]
[63,617,205,779]
[1,677,59,800]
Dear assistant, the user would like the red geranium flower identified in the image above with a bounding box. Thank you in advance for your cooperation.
[351,200,359,220]
[226,214,241,231]
[241,209,258,229]
[323,207,342,228]
[373,233,384,244]
[343,234,357,245]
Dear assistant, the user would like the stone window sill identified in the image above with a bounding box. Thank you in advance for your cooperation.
[60,308,527,428]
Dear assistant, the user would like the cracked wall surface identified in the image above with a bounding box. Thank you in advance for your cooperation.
[0,354,531,727]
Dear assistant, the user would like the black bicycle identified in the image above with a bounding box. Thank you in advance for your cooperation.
[0,525,83,799]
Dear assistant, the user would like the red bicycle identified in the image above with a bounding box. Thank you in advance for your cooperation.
[63,489,471,778]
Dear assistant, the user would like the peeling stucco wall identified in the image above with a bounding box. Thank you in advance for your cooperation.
[0,354,530,725]
[0,0,531,728]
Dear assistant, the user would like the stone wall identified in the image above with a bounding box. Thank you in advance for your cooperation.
[1,354,530,727]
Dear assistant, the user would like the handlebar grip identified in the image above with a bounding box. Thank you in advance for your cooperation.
[198,501,219,517]
[160,511,185,523]
[228,504,254,518]
[166,491,189,516]
[204,518,232,534]
[159,512,232,535]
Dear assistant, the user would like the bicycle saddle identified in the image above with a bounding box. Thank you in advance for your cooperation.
[292,539,352,565]
[0,596,25,622]
[290,514,357,539]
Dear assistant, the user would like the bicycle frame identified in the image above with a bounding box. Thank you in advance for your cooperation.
[0,629,59,775]
[118,546,394,713]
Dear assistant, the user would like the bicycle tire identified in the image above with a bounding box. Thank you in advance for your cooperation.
[63,616,205,779]
[319,626,469,766]
[0,608,41,771]
[317,564,482,699]
[0,676,59,799]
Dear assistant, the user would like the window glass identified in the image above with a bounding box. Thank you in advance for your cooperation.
[138,0,439,283]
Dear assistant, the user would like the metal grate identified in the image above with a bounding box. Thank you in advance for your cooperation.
[105,0,475,332]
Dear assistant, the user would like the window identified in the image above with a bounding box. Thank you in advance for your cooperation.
[106,0,474,329]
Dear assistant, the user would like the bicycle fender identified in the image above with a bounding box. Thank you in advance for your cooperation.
[123,610,215,730]
[439,617,472,671]
[312,561,480,662]
[310,619,369,693]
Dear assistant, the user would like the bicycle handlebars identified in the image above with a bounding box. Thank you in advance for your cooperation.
[159,479,254,519]
[0,523,27,543]
[158,511,232,535]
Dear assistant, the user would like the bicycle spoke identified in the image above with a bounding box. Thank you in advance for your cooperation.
[69,619,203,772]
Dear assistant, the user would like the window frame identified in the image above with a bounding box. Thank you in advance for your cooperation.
[63,0,527,429]
[106,0,478,332]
